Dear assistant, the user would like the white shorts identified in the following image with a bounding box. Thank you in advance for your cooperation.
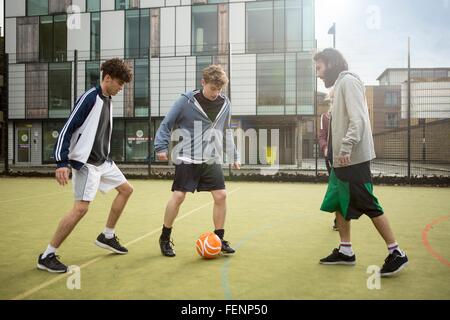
[72,161,127,202]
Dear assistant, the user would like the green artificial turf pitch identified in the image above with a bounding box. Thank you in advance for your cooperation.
[0,177,449,300]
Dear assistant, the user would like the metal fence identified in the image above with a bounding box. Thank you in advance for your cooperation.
[1,46,450,182]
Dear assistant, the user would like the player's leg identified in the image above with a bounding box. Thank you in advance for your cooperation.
[319,212,356,265]
[105,182,134,230]
[211,189,227,230]
[371,213,408,277]
[197,162,235,254]
[159,191,187,257]
[38,164,99,273]
[210,189,234,254]
[37,200,90,273]
[319,167,355,265]
[360,161,408,276]
[163,191,187,228]
[159,163,197,257]
[95,162,133,254]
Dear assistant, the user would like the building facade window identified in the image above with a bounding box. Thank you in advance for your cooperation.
[91,12,101,60]
[385,91,399,107]
[49,0,72,14]
[124,59,149,117]
[297,52,314,114]
[285,53,296,114]
[111,120,125,162]
[86,61,100,90]
[150,9,160,58]
[125,9,150,59]
[386,113,399,128]
[257,54,285,114]
[192,5,218,55]
[246,0,309,53]
[302,0,315,50]
[49,63,72,118]
[86,0,101,12]
[116,0,140,10]
[39,15,68,63]
[196,56,213,87]
[134,59,150,117]
[125,121,149,162]
[246,1,273,54]
[43,121,65,162]
[27,0,49,16]
[285,0,302,51]
[26,63,48,118]
[17,17,39,63]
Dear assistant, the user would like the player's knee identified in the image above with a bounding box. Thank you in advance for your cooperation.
[73,205,89,219]
[213,190,227,204]
[122,184,134,197]
[172,192,186,205]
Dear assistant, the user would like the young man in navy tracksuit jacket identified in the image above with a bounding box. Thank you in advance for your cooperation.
[37,59,133,273]
[155,64,240,257]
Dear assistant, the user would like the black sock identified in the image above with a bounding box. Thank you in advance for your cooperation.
[214,229,225,240]
[160,225,172,241]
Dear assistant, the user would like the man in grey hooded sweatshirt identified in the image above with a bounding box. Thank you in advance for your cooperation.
[154,65,240,257]
[314,48,408,277]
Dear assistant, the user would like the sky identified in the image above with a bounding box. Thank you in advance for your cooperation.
[0,0,449,85]
[315,0,450,85]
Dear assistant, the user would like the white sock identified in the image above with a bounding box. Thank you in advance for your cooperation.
[387,242,405,256]
[103,227,115,239]
[339,242,354,256]
[42,244,57,259]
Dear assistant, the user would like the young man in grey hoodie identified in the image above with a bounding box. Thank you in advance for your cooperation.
[314,49,408,277]
[154,65,240,257]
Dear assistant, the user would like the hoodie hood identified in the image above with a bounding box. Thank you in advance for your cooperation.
[334,71,364,88]
[182,90,229,104]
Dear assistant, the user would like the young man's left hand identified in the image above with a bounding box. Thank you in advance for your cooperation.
[232,162,241,170]
[337,154,351,167]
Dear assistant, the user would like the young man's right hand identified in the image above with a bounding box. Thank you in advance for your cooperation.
[55,167,70,186]
[156,152,169,161]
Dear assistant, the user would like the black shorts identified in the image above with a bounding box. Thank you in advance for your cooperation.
[320,161,384,220]
[172,163,226,193]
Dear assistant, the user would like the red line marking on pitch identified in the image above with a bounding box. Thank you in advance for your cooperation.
[422,215,450,267]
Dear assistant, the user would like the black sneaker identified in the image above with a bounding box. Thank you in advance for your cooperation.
[159,238,176,257]
[95,233,128,254]
[319,248,356,265]
[221,240,236,254]
[380,250,408,277]
[37,253,68,273]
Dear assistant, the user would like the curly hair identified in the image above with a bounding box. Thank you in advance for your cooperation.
[101,58,133,83]
[202,64,229,88]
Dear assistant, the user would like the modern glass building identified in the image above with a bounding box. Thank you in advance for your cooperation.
[5,0,316,166]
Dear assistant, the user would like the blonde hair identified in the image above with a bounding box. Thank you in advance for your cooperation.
[202,64,229,88]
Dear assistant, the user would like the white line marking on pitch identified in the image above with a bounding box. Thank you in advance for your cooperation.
[0,191,71,203]
[11,187,242,300]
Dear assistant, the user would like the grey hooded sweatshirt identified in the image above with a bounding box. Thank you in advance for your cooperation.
[154,90,239,164]
[330,71,376,168]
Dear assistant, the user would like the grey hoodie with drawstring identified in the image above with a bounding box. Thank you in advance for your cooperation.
[330,71,376,168]
[154,90,239,164]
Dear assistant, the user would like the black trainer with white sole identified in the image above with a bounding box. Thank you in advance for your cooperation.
[95,233,128,254]
[380,250,408,277]
[159,238,176,257]
[37,253,68,273]
[319,248,356,265]
[221,240,236,254]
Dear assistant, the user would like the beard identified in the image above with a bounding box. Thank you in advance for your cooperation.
[323,68,342,88]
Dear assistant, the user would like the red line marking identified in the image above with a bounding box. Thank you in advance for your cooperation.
[422,215,450,267]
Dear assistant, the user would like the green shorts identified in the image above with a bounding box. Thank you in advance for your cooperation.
[320,161,384,220]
